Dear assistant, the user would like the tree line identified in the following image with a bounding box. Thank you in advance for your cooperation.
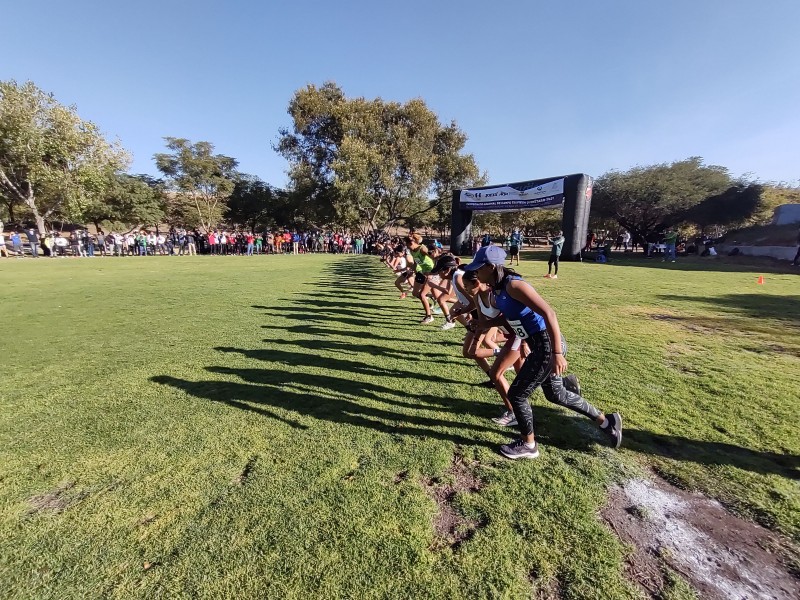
[1,79,796,237]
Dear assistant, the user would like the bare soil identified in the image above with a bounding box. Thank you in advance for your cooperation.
[421,453,485,549]
[602,476,800,599]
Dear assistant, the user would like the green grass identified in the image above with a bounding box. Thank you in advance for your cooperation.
[1,252,798,599]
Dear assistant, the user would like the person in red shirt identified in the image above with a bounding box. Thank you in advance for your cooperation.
[208,231,217,255]
[246,233,255,256]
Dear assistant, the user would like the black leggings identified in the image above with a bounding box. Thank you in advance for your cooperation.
[507,331,601,437]
[548,255,559,274]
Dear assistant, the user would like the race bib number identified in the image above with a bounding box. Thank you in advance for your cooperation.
[507,319,529,339]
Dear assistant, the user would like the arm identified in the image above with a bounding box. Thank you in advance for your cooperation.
[506,279,567,376]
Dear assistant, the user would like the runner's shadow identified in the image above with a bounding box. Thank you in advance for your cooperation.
[514,404,800,480]
[151,371,498,449]
[625,427,800,480]
[213,346,468,386]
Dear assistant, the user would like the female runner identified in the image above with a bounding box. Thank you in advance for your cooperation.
[405,234,435,324]
[463,245,622,458]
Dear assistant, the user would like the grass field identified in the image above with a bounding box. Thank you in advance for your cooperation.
[1,251,798,599]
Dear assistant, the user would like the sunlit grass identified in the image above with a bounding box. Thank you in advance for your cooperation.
[0,252,797,599]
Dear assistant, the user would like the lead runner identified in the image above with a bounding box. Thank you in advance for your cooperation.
[462,244,622,459]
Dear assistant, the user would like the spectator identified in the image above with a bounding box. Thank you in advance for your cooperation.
[545,230,565,279]
[0,230,8,257]
[27,229,40,258]
[662,228,678,262]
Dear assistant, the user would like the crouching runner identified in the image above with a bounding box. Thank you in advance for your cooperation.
[462,245,622,459]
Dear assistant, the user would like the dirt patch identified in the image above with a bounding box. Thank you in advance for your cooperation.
[602,477,800,599]
[27,481,87,514]
[529,571,563,599]
[231,455,258,485]
[393,470,409,484]
[422,454,486,549]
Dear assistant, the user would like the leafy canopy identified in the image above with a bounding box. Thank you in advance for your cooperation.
[154,138,238,233]
[276,83,482,232]
[0,80,129,232]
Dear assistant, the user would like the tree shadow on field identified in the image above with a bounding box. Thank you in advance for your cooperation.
[658,293,800,326]
[600,252,800,275]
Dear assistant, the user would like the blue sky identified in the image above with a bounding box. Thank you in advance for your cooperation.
[3,1,799,186]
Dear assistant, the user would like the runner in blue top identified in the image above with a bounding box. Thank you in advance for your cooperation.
[463,244,622,459]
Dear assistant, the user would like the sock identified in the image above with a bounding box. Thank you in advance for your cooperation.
[524,441,536,449]
[600,418,609,429]
[493,348,501,356]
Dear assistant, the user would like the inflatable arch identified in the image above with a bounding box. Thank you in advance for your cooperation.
[450,173,593,260]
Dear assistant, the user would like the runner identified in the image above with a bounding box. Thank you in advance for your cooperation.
[405,233,435,324]
[390,244,413,299]
[464,244,622,459]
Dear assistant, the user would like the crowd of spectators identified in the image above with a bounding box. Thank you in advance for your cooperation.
[0,223,388,258]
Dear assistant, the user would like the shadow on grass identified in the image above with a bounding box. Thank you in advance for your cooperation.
[624,427,800,481]
[658,293,800,325]
[151,366,499,450]
[516,405,799,480]
[213,346,465,385]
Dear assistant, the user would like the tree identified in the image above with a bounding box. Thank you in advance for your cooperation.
[0,80,129,233]
[226,176,277,230]
[77,173,165,231]
[276,83,481,232]
[592,157,733,243]
[154,138,238,232]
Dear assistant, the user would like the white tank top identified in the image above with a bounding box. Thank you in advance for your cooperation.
[396,257,407,270]
[452,270,471,306]
[477,291,501,318]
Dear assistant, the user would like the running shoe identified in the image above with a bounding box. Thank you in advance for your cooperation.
[602,412,623,448]
[563,374,581,396]
[492,411,518,427]
[420,315,434,325]
[500,438,539,459]
[440,321,456,331]
[543,274,552,278]
[432,307,443,315]
[399,292,407,299]
[550,275,558,279]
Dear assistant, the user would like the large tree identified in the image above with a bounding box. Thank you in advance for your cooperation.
[592,157,733,242]
[276,83,481,232]
[77,173,165,231]
[154,138,238,232]
[0,80,129,233]
[226,176,279,230]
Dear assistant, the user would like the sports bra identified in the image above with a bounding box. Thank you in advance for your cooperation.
[451,270,470,306]
[493,275,546,337]
[477,292,501,318]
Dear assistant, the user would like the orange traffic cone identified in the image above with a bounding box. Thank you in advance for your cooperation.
[757,276,765,285]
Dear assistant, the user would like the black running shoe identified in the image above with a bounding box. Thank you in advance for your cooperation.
[500,438,540,460]
[563,374,581,396]
[603,412,623,448]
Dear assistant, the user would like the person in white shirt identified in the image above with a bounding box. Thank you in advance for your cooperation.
[622,230,631,251]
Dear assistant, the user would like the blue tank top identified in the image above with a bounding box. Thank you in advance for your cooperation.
[494,275,546,338]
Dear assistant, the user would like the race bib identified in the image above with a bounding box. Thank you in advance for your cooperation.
[507,319,529,339]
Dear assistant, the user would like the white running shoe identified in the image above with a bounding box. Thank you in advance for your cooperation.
[440,321,456,331]
[420,315,434,325]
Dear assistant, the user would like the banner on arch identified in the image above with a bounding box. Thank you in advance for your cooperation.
[459,178,564,212]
